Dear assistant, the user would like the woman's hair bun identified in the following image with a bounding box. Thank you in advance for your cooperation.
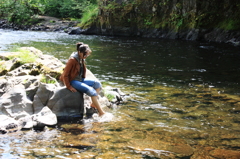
[76,42,84,51]
[76,42,92,54]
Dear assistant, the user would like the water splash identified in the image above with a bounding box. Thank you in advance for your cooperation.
[92,113,114,122]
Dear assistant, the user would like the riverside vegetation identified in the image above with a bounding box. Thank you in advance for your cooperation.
[0,0,240,45]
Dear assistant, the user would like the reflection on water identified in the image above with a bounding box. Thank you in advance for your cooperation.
[1,30,240,158]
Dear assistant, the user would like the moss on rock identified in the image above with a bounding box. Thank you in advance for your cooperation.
[0,47,64,79]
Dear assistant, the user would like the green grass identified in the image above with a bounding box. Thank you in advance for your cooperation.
[106,93,115,101]
[102,87,116,101]
[79,4,98,28]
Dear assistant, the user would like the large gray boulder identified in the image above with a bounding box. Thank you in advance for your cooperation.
[33,83,57,114]
[47,87,84,118]
[0,84,33,119]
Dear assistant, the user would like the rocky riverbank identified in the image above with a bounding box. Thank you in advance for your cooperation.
[0,15,239,47]
[0,47,125,134]
[0,16,84,35]
[82,25,240,46]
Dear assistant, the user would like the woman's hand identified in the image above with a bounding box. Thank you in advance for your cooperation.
[69,87,77,92]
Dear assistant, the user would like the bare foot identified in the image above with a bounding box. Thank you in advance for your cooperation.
[90,103,97,108]
[99,112,105,117]
[91,103,105,116]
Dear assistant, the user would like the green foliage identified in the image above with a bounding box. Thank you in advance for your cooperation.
[44,0,79,18]
[0,0,44,24]
[103,88,116,101]
[44,0,97,18]
[218,19,240,31]
[167,11,185,30]
[159,0,170,6]
[101,83,117,101]
[105,2,119,10]
[0,0,97,25]
[106,93,115,101]
[144,19,152,26]
[79,3,98,28]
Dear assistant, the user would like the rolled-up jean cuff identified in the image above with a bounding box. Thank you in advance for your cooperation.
[86,88,98,96]
[93,80,102,90]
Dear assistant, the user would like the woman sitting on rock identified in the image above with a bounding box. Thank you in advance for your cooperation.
[60,42,105,117]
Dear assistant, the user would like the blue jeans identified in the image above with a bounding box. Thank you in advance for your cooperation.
[70,78,101,96]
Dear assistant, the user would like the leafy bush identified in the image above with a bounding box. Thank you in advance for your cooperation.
[0,0,98,25]
[218,19,240,31]
[0,0,44,25]
[44,0,97,18]
[79,3,98,28]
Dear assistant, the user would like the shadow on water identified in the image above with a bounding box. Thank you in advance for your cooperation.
[1,30,240,158]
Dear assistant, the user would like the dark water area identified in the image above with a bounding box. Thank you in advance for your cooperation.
[1,29,240,158]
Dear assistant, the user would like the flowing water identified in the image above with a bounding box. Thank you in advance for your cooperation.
[0,29,240,158]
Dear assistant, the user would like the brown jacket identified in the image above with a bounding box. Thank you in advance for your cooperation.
[60,57,86,90]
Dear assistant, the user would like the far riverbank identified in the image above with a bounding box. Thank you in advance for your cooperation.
[0,16,239,47]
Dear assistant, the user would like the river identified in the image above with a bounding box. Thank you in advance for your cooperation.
[0,29,240,158]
